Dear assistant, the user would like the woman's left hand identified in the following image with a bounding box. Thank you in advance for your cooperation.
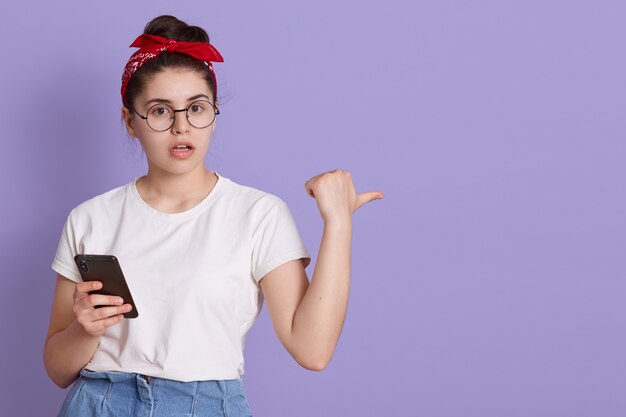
[304,169,384,223]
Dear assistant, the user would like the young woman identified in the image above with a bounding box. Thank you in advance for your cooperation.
[43,14,383,417]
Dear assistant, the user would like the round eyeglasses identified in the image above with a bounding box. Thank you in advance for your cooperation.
[129,100,220,132]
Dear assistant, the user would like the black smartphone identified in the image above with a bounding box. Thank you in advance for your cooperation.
[74,254,139,319]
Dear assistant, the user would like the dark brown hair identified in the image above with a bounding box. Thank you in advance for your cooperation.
[123,15,217,110]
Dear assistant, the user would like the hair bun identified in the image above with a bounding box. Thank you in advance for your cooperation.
[143,15,210,43]
[183,26,209,43]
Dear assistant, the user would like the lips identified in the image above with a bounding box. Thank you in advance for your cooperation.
[169,141,195,159]
[170,142,194,152]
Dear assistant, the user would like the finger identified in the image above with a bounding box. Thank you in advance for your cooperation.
[304,181,312,195]
[305,171,330,186]
[305,173,322,184]
[80,293,124,309]
[355,191,384,210]
[100,314,125,328]
[87,314,124,334]
[76,281,102,296]
[89,304,132,321]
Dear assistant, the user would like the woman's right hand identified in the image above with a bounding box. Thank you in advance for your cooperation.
[73,281,133,336]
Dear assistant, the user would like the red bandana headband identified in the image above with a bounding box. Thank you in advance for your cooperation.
[121,33,224,105]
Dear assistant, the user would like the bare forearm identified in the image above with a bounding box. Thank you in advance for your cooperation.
[291,217,352,369]
[44,320,101,388]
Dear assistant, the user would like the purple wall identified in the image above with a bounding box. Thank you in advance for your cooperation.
[1,1,624,416]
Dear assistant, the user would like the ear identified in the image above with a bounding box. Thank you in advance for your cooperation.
[121,106,138,138]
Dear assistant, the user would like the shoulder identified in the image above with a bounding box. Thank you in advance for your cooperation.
[221,175,288,214]
[66,180,133,222]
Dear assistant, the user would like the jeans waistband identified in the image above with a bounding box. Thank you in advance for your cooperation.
[80,368,138,383]
[79,368,242,386]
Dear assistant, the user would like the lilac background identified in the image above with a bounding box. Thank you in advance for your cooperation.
[1,0,625,416]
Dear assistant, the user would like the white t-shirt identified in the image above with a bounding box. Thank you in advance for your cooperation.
[51,172,311,382]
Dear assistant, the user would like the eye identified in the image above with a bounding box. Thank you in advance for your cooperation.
[189,102,207,114]
[150,105,172,118]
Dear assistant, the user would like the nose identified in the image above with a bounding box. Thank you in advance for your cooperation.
[171,109,190,134]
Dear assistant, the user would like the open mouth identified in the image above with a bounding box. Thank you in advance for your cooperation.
[171,144,194,152]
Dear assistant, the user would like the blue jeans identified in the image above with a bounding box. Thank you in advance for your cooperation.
[57,368,253,417]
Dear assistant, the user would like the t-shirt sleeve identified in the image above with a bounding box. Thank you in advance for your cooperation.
[51,209,83,283]
[251,198,311,283]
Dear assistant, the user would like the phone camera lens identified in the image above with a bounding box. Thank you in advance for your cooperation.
[79,260,89,272]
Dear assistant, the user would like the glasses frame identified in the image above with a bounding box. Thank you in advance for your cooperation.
[129,99,220,132]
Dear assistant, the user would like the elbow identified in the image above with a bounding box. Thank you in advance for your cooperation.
[53,372,76,389]
[43,362,70,389]
[43,364,63,389]
[45,365,76,389]
[286,336,337,371]
[53,378,73,390]
[295,353,332,372]
[301,361,329,372]
[43,348,75,389]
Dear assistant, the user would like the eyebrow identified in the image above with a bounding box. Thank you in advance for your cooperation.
[144,94,211,107]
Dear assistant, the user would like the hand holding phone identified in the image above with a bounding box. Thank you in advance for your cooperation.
[72,280,133,336]
[74,255,139,319]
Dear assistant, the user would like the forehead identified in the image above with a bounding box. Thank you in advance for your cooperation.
[141,68,210,103]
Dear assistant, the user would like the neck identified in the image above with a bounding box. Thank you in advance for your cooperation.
[137,166,217,205]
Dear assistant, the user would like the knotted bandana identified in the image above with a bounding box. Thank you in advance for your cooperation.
[121,34,224,105]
